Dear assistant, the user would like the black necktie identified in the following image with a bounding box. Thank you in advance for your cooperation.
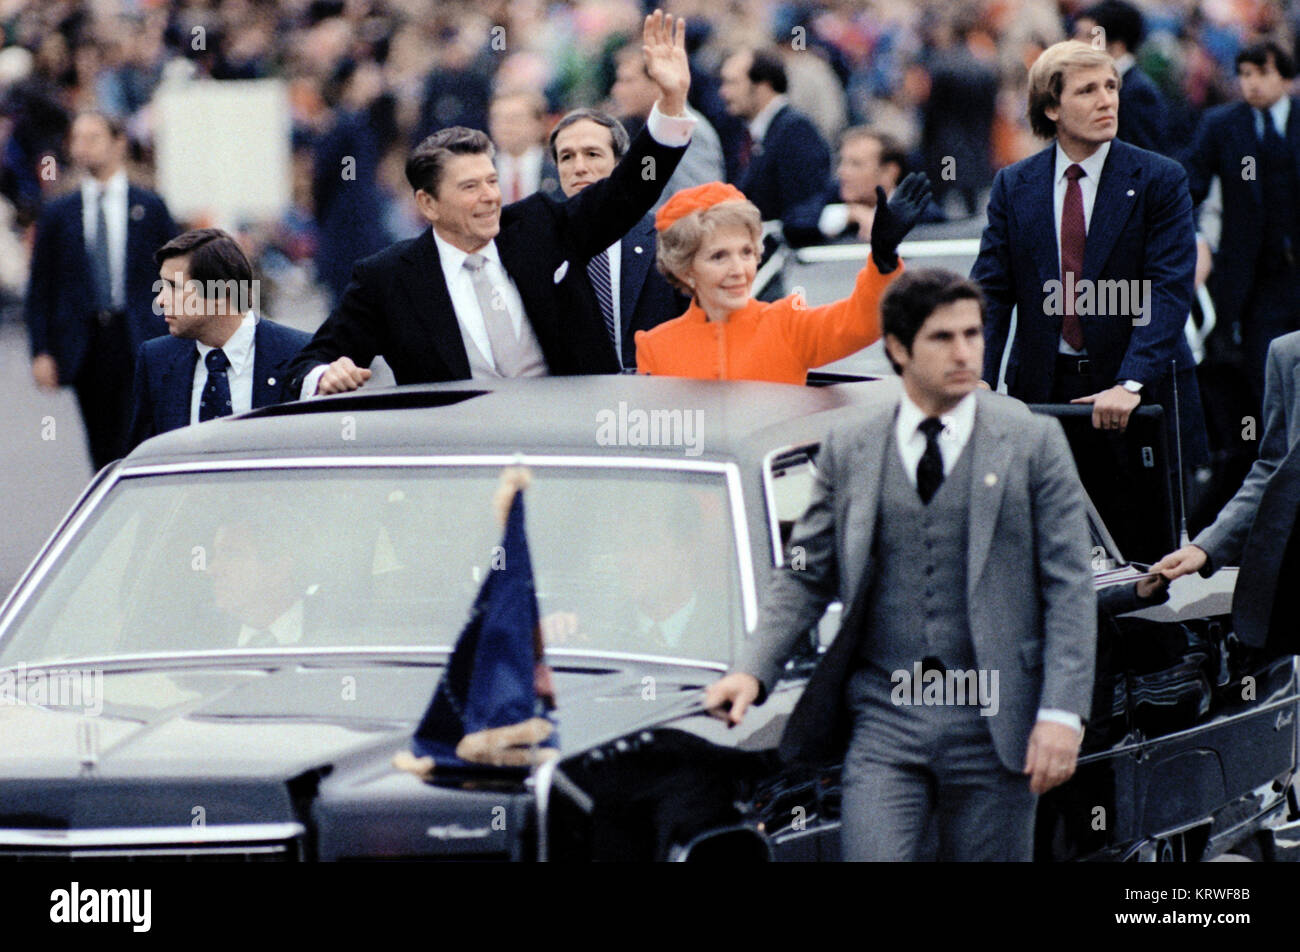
[199,349,232,422]
[587,249,617,361]
[917,417,945,504]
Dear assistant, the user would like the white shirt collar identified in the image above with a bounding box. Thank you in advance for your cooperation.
[1113,53,1135,75]
[749,94,788,143]
[896,388,977,447]
[197,311,257,376]
[1054,138,1111,185]
[81,169,128,201]
[638,594,698,650]
[431,227,502,275]
[237,599,304,647]
[1268,96,1291,134]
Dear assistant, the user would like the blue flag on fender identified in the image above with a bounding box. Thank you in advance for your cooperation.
[410,486,558,773]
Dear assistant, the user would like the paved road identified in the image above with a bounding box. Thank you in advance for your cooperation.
[0,321,94,599]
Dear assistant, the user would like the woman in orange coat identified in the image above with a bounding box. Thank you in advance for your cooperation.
[635,175,933,383]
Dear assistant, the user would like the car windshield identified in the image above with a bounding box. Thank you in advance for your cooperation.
[0,465,743,666]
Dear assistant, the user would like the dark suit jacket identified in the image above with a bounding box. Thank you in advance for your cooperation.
[735,103,831,248]
[1184,97,1300,333]
[1195,330,1300,570]
[127,317,311,451]
[971,138,1208,464]
[1117,64,1169,155]
[572,213,687,369]
[313,109,391,307]
[287,125,687,391]
[24,183,177,381]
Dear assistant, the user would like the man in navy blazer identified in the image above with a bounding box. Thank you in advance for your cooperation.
[549,109,687,370]
[1185,40,1300,404]
[25,112,177,469]
[720,47,831,248]
[289,11,693,396]
[971,41,1208,477]
[128,229,310,452]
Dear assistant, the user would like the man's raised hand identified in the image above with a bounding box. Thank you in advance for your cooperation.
[643,9,689,117]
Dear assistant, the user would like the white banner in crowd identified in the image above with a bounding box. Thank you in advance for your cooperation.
[154,79,292,227]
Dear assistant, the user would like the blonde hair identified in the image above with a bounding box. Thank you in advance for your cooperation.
[1026,40,1121,139]
[656,200,763,296]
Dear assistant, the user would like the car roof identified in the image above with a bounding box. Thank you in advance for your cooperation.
[121,376,903,466]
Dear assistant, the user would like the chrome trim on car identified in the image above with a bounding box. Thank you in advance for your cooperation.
[792,238,983,264]
[0,823,305,847]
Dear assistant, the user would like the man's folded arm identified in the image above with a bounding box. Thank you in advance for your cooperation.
[288,260,385,398]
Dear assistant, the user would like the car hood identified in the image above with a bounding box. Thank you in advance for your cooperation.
[0,654,733,830]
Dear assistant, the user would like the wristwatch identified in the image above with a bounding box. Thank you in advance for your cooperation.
[1120,380,1143,394]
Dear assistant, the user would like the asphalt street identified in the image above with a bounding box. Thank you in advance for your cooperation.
[0,319,92,599]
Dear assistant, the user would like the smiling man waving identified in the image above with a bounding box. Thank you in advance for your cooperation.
[287,10,695,396]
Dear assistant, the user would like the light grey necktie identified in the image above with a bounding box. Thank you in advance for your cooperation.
[463,253,527,377]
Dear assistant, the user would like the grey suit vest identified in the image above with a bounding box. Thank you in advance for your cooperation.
[858,427,976,672]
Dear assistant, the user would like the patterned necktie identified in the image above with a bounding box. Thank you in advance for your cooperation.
[1060,163,1086,351]
[463,253,528,376]
[916,417,946,504]
[199,349,232,422]
[90,186,114,311]
[587,249,617,361]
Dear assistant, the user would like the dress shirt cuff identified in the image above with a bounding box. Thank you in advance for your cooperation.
[818,203,850,238]
[1037,708,1082,733]
[300,364,328,400]
[646,102,696,147]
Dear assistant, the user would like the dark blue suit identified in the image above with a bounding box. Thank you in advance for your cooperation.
[127,318,311,452]
[972,138,1208,469]
[24,183,176,467]
[1117,64,1169,156]
[576,213,686,369]
[735,103,831,248]
[1185,97,1300,397]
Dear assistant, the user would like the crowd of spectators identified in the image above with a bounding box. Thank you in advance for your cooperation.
[0,0,1295,318]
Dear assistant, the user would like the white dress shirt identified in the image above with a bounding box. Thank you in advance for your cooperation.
[894,389,977,485]
[429,228,535,375]
[893,390,1082,733]
[81,169,129,309]
[1255,95,1291,140]
[1053,140,1111,356]
[749,94,789,145]
[237,599,304,647]
[192,311,257,423]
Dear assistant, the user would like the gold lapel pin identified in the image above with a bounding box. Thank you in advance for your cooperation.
[984,473,998,487]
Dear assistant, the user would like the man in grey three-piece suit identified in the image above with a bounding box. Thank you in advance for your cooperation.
[1154,329,1300,579]
[706,269,1097,861]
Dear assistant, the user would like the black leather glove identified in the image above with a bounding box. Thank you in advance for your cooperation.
[870,171,934,273]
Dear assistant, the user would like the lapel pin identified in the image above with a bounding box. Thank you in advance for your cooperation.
[984,473,998,486]
[553,261,569,283]
[130,204,145,221]
[267,377,276,386]
[1126,189,1135,197]
[634,246,643,254]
